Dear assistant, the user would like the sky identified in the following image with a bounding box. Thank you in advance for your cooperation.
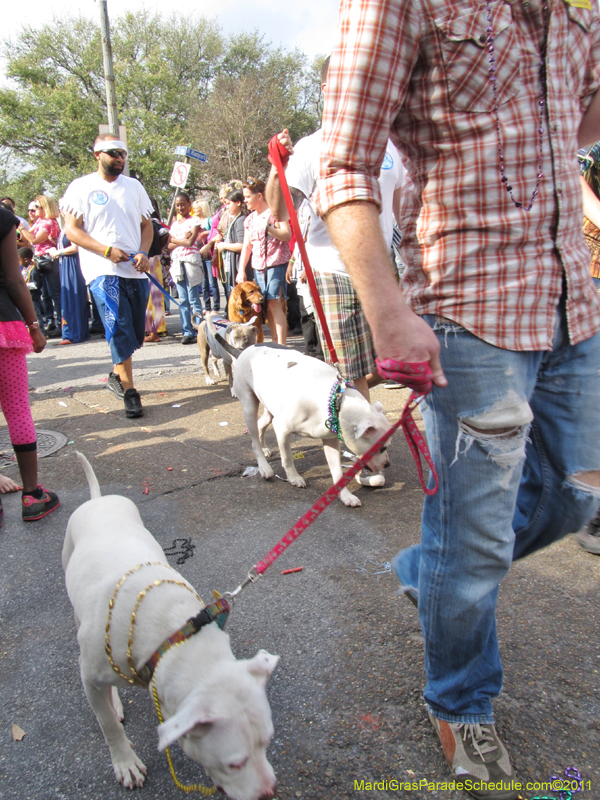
[3,0,341,61]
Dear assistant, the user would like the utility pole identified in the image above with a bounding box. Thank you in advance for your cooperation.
[97,0,129,174]
[98,1,119,136]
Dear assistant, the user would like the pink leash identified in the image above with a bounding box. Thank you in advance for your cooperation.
[222,140,439,599]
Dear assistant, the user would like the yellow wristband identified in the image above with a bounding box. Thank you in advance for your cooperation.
[104,246,112,259]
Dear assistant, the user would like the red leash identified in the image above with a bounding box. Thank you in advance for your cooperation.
[268,136,339,366]
[223,136,439,597]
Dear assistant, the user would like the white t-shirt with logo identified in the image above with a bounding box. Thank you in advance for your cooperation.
[285,129,404,275]
[61,172,154,283]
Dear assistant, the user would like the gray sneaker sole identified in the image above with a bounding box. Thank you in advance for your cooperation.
[575,530,600,554]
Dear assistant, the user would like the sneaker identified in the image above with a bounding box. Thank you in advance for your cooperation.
[428,713,518,800]
[575,510,600,555]
[181,335,196,345]
[107,371,125,399]
[124,388,143,418]
[22,486,60,521]
[356,470,386,487]
[46,328,62,339]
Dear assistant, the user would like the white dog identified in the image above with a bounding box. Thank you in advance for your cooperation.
[63,453,278,800]
[232,345,392,507]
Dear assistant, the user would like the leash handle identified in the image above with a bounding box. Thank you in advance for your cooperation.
[376,357,434,395]
[268,135,339,366]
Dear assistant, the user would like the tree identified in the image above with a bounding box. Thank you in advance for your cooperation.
[187,33,323,192]
[0,15,322,216]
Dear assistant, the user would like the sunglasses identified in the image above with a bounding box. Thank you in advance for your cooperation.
[28,207,36,212]
[104,149,126,159]
[34,204,41,209]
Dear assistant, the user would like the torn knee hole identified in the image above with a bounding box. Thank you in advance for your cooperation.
[571,470,600,490]
[459,420,522,438]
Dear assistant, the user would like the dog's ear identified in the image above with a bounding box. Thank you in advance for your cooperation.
[354,419,378,440]
[157,698,220,750]
[246,649,279,686]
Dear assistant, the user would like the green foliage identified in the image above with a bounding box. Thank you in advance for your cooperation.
[0,12,322,218]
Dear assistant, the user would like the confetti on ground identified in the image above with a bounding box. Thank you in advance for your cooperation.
[98,378,108,383]
[353,560,392,577]
[293,452,305,460]
[242,466,260,477]
[12,724,25,741]
[167,467,173,471]
[58,401,67,407]
[281,567,303,575]
[68,441,74,445]
[219,421,228,426]
[172,404,181,408]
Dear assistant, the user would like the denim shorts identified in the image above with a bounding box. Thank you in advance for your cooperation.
[254,263,288,301]
[91,277,149,365]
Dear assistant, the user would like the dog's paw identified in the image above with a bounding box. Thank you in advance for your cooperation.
[205,376,215,386]
[339,489,361,507]
[288,473,306,488]
[113,749,147,789]
[262,447,272,458]
[259,463,275,480]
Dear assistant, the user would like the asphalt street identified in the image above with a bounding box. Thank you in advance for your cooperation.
[1,315,599,800]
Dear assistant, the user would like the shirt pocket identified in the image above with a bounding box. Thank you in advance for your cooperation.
[434,2,521,113]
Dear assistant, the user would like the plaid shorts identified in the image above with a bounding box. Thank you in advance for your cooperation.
[313,270,376,380]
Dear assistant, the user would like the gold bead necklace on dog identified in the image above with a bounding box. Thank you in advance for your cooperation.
[104,562,219,794]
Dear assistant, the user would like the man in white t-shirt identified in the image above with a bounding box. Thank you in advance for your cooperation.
[266,57,404,488]
[62,133,153,418]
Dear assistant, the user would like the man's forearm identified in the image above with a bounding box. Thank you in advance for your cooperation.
[265,164,289,221]
[324,200,446,384]
[579,88,600,148]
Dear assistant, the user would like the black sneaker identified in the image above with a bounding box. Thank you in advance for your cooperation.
[107,371,125,399]
[181,335,196,345]
[575,509,600,555]
[22,486,60,521]
[124,388,143,418]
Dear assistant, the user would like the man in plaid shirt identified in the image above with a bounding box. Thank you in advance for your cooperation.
[314,1,600,797]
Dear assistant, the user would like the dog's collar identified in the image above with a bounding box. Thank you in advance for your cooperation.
[139,597,230,685]
[325,374,355,443]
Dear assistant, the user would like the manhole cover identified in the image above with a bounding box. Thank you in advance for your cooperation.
[0,429,68,468]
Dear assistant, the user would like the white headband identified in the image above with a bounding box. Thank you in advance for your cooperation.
[94,140,128,155]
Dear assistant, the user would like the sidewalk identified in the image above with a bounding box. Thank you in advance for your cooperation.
[0,320,599,800]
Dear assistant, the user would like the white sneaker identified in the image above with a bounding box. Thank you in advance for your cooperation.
[356,470,385,488]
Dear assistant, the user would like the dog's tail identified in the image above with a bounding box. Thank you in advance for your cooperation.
[76,452,102,499]
[206,314,244,360]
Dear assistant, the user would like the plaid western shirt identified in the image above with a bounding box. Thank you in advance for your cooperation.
[314,0,600,350]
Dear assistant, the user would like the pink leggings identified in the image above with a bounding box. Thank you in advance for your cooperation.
[0,348,36,450]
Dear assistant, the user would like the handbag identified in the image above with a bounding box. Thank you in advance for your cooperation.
[36,255,54,274]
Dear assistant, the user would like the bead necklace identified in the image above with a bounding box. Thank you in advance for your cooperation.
[485,0,549,211]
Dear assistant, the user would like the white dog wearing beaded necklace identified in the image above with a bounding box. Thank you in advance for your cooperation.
[62,453,278,800]
[231,344,392,506]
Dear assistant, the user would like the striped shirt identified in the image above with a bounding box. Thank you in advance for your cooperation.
[314,0,600,351]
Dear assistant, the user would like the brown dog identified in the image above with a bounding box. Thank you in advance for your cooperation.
[228,281,264,343]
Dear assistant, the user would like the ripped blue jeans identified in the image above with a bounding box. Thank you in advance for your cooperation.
[392,307,600,724]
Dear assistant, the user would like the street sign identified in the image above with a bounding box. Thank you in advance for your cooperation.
[169,161,191,189]
[185,148,208,162]
[174,145,187,156]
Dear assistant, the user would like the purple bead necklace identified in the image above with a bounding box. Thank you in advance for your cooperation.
[485,0,549,211]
